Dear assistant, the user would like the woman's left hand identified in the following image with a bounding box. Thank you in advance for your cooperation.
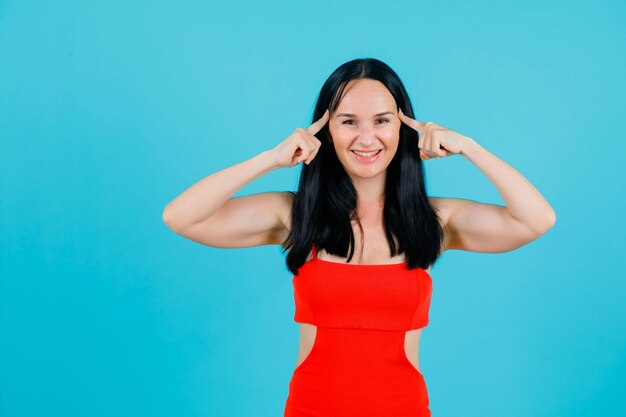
[398,108,473,160]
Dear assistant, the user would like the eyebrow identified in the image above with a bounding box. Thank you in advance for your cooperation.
[335,111,395,118]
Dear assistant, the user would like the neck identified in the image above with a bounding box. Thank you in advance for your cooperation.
[350,172,386,216]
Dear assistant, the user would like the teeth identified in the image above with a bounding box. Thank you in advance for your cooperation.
[353,150,380,157]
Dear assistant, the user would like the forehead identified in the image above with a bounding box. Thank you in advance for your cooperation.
[335,79,396,113]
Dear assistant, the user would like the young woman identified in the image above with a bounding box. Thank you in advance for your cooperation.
[162,58,556,417]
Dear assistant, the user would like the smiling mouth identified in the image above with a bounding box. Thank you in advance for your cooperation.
[351,149,382,156]
[350,149,383,162]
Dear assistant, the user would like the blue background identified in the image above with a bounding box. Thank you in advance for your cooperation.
[1,0,625,416]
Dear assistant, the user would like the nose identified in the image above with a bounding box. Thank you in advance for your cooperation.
[355,125,379,146]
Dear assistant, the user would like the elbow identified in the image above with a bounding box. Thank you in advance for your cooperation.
[535,209,556,234]
[547,209,556,228]
[162,204,180,230]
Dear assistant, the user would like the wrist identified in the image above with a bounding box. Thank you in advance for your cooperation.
[258,150,280,171]
[460,137,480,157]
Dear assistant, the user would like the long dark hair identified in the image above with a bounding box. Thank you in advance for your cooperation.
[281,57,444,275]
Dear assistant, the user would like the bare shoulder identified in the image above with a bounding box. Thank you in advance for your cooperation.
[428,196,473,253]
[274,195,464,251]
[276,191,295,247]
[428,196,453,227]
[277,191,295,227]
[428,196,478,219]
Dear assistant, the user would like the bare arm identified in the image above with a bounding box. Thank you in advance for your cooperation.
[162,150,278,228]
[444,139,556,253]
[162,110,329,248]
[398,109,556,254]
[162,151,289,248]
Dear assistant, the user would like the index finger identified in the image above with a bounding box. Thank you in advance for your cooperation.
[398,108,424,134]
[306,109,330,135]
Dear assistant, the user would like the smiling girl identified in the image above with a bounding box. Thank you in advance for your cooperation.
[162,58,556,417]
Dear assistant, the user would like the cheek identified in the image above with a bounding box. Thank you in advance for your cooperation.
[329,126,353,144]
[380,128,400,145]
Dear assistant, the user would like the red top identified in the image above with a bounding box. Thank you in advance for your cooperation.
[292,244,433,331]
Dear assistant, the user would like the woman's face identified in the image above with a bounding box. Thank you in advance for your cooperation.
[328,78,400,180]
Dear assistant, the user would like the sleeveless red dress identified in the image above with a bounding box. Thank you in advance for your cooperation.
[284,244,433,417]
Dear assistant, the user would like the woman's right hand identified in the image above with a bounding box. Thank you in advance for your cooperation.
[269,109,330,168]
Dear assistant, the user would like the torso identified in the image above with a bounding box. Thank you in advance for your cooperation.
[277,194,450,374]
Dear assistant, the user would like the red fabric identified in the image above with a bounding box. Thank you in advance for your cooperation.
[284,244,433,417]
